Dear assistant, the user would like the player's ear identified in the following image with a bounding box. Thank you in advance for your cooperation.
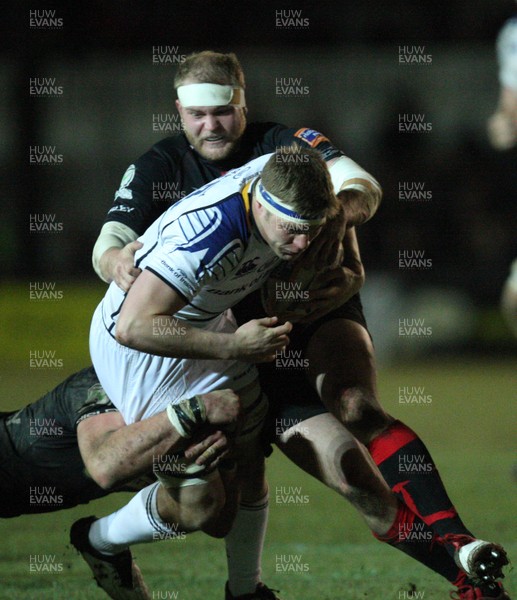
[175,99,182,113]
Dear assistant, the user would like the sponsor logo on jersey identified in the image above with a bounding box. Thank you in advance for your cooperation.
[294,128,329,148]
[114,165,136,200]
[233,258,260,277]
[108,204,134,214]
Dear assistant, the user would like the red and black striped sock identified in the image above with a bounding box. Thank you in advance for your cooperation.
[374,502,464,584]
[367,420,473,544]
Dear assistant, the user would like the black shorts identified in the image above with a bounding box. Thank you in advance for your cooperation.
[232,291,369,454]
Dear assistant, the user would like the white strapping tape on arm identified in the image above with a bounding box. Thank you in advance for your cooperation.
[92,221,139,282]
[328,156,382,221]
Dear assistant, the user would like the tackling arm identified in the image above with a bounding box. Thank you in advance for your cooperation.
[77,388,241,490]
[77,410,183,490]
[116,269,291,362]
[327,156,382,226]
[92,222,142,290]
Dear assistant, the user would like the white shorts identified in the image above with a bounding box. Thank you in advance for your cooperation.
[90,303,260,424]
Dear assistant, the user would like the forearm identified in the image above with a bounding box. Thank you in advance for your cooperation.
[328,156,382,226]
[81,412,181,489]
[92,221,139,282]
[342,227,363,272]
[116,312,235,360]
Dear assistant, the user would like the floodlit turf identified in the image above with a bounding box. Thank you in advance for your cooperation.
[0,282,515,599]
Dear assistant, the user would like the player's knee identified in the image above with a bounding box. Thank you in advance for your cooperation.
[160,486,226,533]
[337,386,387,439]
[188,490,226,531]
[338,386,373,422]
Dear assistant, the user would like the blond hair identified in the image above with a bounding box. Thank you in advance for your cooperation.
[174,51,245,89]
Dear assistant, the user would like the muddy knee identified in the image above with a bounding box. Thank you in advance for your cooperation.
[158,482,226,533]
[338,386,390,442]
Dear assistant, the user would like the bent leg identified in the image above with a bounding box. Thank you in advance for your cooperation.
[276,412,396,535]
[275,414,466,586]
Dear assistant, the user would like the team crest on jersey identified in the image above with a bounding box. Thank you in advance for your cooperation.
[120,164,136,187]
[294,128,329,148]
[115,164,135,200]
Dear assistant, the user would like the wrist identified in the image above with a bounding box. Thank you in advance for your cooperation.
[99,247,120,283]
[221,333,238,360]
[167,396,207,438]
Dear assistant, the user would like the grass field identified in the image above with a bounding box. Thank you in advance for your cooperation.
[0,282,515,599]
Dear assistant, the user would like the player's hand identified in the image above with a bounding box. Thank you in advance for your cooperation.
[296,263,365,324]
[100,241,143,292]
[184,430,231,467]
[232,316,292,362]
[201,389,242,429]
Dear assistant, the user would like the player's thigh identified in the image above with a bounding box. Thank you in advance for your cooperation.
[305,318,378,401]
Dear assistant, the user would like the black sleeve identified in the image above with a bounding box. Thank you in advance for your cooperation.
[261,123,344,162]
[103,144,178,236]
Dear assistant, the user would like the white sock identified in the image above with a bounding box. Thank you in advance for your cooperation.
[225,493,269,596]
[88,482,175,555]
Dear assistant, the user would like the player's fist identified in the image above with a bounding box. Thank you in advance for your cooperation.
[201,389,242,429]
[232,316,292,362]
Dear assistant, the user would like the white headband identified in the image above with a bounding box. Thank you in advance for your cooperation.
[255,179,327,226]
[177,83,246,108]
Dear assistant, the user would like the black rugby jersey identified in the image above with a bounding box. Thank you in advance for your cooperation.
[104,122,343,235]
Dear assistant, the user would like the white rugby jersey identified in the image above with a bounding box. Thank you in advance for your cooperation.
[91,153,283,423]
[99,153,282,335]
[498,17,517,90]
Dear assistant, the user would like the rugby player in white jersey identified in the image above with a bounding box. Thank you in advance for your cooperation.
[81,147,340,599]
